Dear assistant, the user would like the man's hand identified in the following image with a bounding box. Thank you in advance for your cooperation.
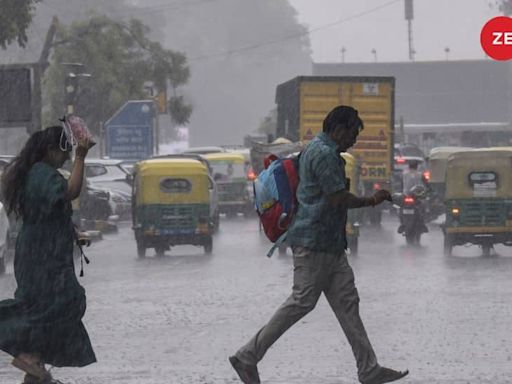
[373,189,392,205]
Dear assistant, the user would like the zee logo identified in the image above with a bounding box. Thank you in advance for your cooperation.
[481,16,512,60]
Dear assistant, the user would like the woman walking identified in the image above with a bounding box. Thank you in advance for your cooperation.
[0,125,96,383]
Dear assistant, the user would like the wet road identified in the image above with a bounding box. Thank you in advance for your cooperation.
[1,214,512,383]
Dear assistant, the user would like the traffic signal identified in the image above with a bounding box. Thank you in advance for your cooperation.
[65,74,78,114]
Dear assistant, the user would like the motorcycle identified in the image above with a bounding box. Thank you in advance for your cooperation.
[393,185,429,245]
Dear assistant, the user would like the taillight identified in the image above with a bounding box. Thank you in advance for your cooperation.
[422,170,431,182]
[247,168,256,181]
[196,217,210,234]
[373,183,381,191]
[404,196,415,205]
[395,157,406,164]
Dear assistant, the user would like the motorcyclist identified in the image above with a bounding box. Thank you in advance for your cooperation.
[402,160,423,194]
[398,160,428,234]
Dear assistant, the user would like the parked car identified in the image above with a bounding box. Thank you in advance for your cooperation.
[85,159,132,218]
[0,155,14,172]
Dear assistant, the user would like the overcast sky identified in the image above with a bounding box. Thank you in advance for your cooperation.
[288,0,497,63]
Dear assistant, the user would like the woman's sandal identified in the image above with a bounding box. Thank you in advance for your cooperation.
[12,357,51,381]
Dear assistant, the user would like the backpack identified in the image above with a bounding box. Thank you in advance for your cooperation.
[253,153,300,256]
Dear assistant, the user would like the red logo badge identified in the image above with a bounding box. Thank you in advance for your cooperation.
[481,16,512,60]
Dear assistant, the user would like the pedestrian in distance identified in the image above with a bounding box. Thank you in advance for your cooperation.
[0,126,96,384]
[230,106,409,384]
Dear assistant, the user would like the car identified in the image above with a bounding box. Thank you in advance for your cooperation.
[0,155,14,172]
[84,159,132,217]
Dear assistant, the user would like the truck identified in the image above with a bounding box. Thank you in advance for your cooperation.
[275,76,395,225]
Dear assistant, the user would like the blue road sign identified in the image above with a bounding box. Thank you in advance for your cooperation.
[106,100,155,160]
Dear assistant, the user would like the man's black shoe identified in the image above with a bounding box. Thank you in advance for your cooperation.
[362,366,409,384]
[229,355,261,384]
[397,225,405,234]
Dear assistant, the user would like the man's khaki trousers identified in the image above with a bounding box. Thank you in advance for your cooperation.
[236,246,379,382]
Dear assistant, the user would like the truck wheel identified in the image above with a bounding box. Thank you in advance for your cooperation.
[204,236,213,254]
[443,235,452,256]
[137,242,146,258]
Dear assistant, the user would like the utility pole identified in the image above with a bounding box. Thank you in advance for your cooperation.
[404,0,415,61]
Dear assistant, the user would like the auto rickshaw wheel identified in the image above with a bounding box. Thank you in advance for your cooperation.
[443,235,452,256]
[204,236,213,254]
[482,244,493,257]
[155,245,166,257]
[137,242,146,258]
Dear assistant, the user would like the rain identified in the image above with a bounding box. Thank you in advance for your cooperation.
[0,1,511,383]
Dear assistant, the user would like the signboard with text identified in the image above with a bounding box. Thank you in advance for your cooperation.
[106,100,154,160]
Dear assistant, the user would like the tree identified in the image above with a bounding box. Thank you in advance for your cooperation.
[0,0,40,48]
[44,15,191,135]
[159,0,312,145]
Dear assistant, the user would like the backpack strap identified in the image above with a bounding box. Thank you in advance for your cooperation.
[264,154,279,169]
[266,231,287,258]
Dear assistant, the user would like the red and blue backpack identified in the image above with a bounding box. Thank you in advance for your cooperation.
[253,153,300,256]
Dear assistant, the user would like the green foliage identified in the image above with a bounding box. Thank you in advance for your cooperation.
[0,0,40,48]
[44,14,191,133]
[168,95,192,126]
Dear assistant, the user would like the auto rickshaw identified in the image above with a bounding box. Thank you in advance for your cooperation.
[443,148,512,256]
[203,152,253,217]
[132,158,213,257]
[341,152,361,255]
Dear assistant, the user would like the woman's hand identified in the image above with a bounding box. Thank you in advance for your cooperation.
[75,137,95,160]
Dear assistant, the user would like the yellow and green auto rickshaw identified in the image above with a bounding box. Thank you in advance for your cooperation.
[443,148,512,256]
[131,158,213,257]
[203,152,254,217]
[426,147,472,217]
[341,152,361,255]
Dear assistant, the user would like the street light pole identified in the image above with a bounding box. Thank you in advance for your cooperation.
[340,46,346,63]
[371,49,377,62]
[404,0,415,61]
